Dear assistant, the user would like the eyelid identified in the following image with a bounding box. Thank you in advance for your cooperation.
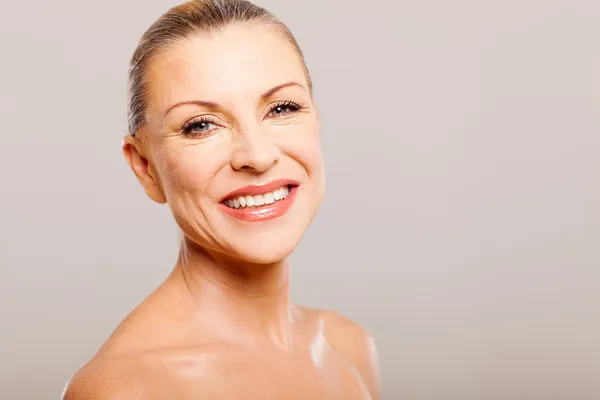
[264,100,303,119]
[183,114,221,126]
[179,101,303,135]
[181,115,223,137]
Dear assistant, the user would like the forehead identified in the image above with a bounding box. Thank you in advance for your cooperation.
[147,24,308,113]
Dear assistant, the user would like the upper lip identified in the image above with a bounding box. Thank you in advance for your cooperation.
[221,179,299,202]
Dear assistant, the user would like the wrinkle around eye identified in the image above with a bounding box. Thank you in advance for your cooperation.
[182,119,221,136]
[268,107,312,124]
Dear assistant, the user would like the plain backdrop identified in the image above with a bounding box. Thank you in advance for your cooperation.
[1,0,599,399]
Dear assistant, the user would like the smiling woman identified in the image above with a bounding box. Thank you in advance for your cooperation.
[62,1,380,399]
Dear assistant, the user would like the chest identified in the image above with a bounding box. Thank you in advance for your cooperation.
[166,349,372,399]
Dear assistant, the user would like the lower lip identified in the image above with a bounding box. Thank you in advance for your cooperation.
[219,186,299,222]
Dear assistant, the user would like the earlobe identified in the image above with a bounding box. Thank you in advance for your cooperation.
[122,136,167,204]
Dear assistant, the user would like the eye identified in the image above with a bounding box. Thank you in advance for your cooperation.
[181,117,220,137]
[267,101,302,119]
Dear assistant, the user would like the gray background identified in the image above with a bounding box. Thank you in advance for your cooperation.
[0,0,599,399]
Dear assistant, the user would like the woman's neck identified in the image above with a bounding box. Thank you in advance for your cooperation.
[169,236,296,350]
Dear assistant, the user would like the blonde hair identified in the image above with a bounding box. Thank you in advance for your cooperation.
[127,0,311,136]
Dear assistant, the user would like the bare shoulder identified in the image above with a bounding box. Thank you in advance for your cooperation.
[300,307,382,399]
[62,343,242,400]
[61,356,157,400]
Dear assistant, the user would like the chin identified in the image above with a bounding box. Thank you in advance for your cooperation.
[235,244,297,265]
[215,186,322,265]
[223,219,311,265]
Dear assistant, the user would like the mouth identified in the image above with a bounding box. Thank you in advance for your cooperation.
[223,184,294,209]
[219,179,300,222]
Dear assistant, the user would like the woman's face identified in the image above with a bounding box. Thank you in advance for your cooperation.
[129,24,325,264]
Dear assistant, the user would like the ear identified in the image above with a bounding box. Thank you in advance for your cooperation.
[122,135,167,204]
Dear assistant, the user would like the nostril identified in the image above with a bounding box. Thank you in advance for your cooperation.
[238,157,278,172]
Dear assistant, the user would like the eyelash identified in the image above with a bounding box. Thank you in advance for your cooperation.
[181,117,216,136]
[267,100,302,118]
[181,101,303,137]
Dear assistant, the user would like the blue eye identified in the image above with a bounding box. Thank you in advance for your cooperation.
[181,118,219,136]
[268,101,302,118]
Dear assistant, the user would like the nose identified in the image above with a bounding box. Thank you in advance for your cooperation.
[230,124,281,173]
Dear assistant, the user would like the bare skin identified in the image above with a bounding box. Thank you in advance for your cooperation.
[63,251,380,399]
[63,23,380,399]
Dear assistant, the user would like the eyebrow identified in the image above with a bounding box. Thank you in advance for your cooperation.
[163,81,306,117]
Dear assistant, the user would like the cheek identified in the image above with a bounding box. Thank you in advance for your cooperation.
[155,143,226,198]
[282,119,324,177]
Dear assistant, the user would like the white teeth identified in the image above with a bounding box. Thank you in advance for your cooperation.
[264,193,275,204]
[225,185,292,209]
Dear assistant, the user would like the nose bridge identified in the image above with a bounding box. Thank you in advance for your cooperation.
[230,117,280,172]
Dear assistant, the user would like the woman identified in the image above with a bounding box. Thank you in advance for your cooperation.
[63,0,380,398]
